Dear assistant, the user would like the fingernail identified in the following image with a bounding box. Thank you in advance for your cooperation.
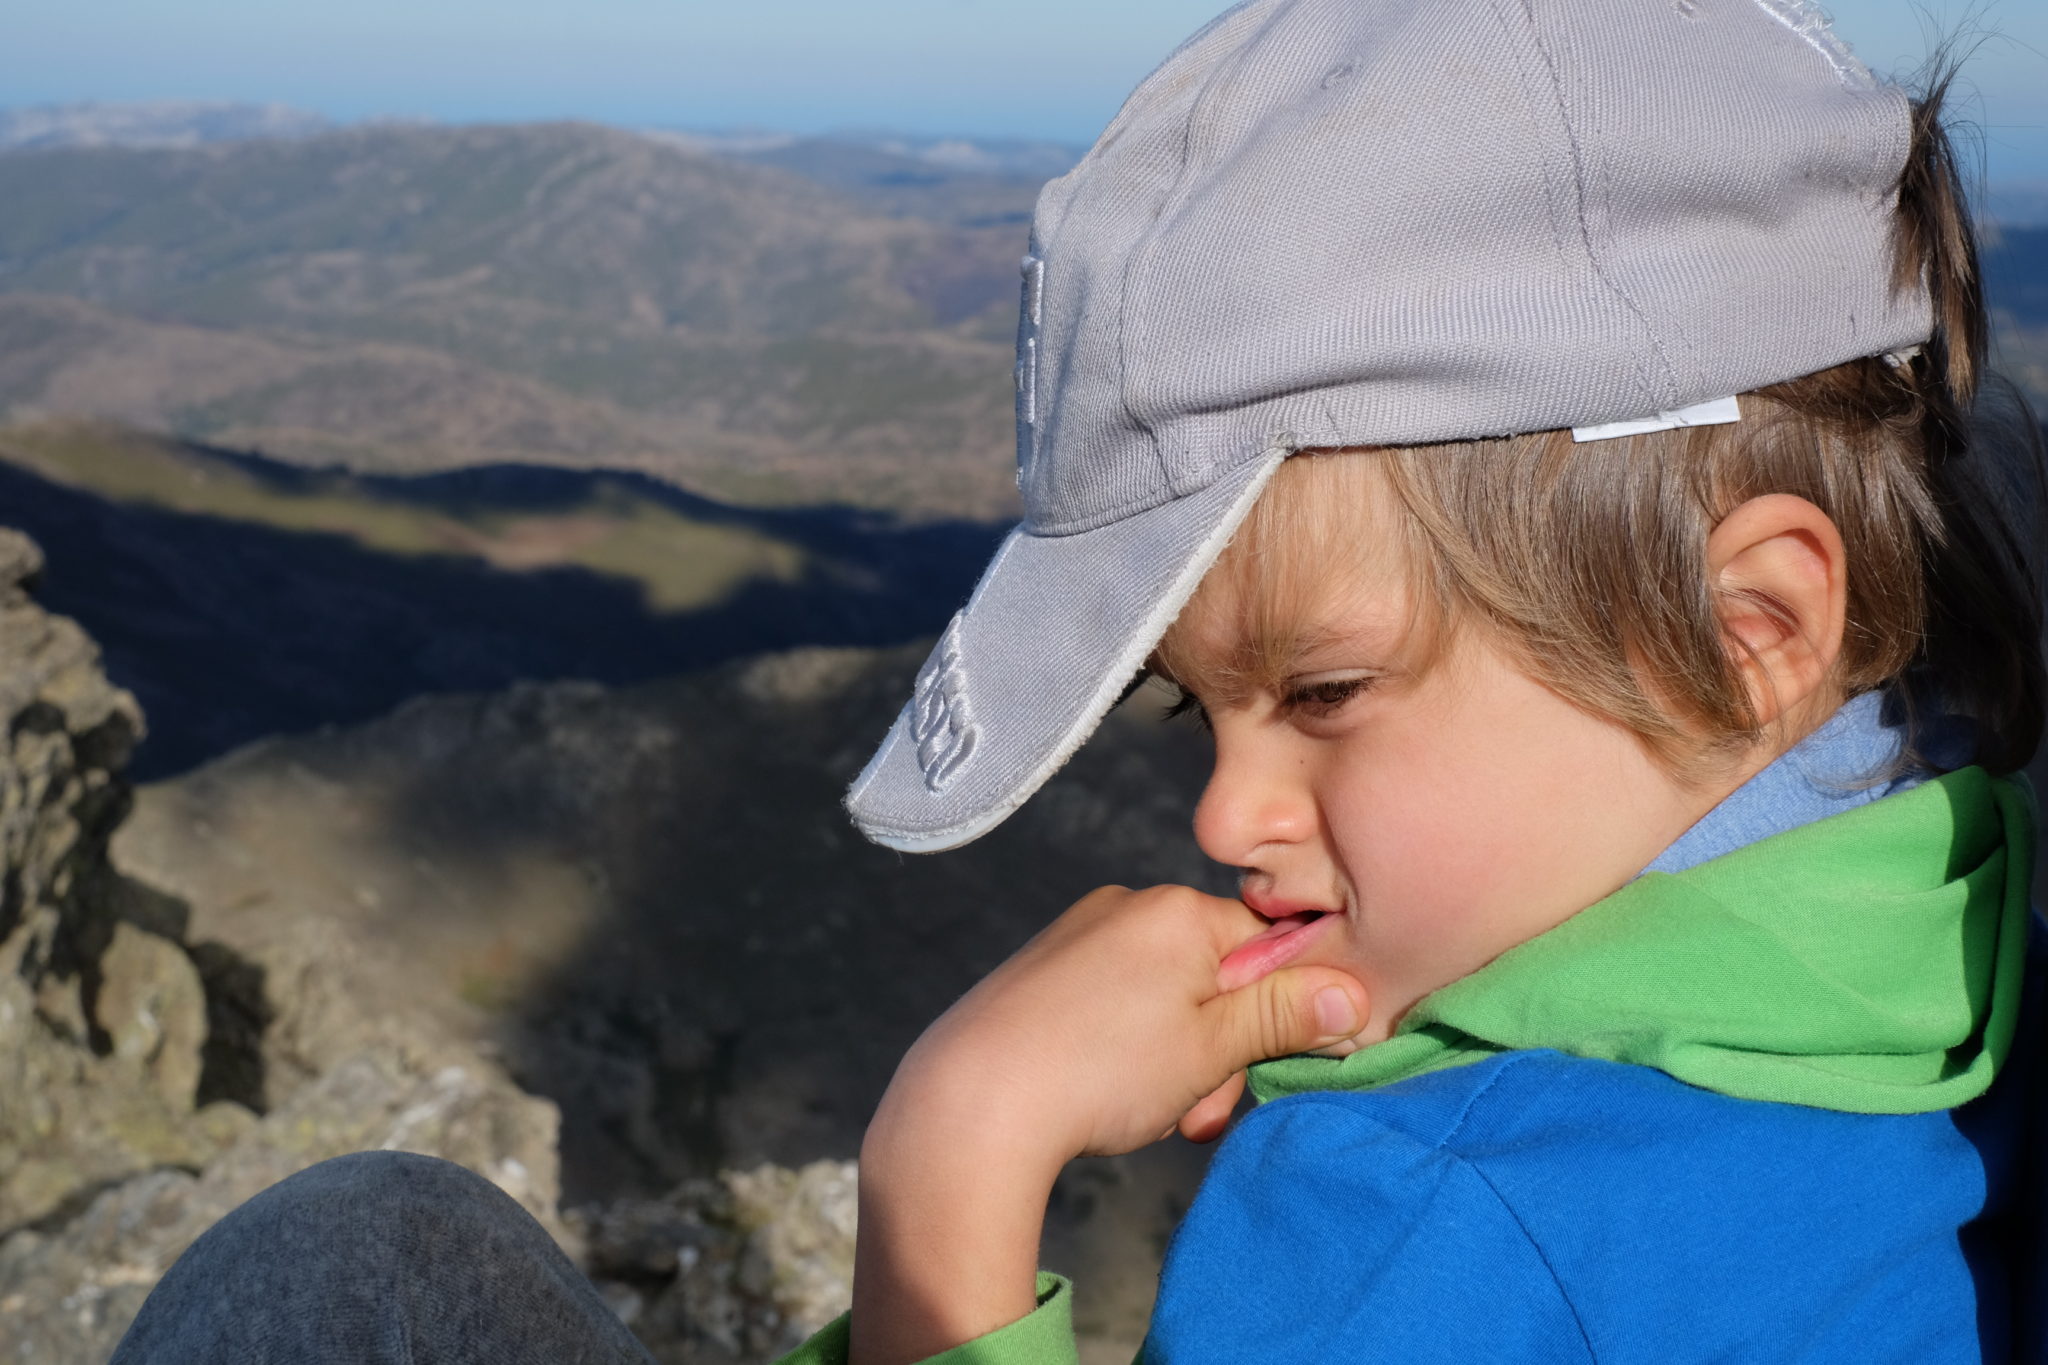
[1314,987,1360,1038]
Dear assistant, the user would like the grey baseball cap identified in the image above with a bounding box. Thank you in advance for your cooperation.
[846,0,1933,853]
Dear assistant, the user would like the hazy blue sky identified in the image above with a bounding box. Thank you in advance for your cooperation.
[8,0,2045,177]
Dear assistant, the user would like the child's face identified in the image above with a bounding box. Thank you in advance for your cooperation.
[1170,480,1739,1049]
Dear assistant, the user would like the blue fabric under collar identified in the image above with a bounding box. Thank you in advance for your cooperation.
[1641,692,1933,877]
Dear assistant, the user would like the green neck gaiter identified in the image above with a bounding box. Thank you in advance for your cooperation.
[1248,767,2037,1115]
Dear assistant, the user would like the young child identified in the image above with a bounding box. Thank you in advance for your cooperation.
[788,1,2048,1362]
[105,3,2043,1363]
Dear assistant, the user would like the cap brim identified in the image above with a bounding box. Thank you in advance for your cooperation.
[846,448,1288,852]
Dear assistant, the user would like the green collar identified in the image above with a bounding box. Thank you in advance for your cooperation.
[1248,768,2037,1115]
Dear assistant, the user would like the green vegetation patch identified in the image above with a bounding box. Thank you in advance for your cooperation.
[0,421,806,614]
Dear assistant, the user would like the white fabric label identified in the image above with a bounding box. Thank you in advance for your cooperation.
[1571,395,1742,444]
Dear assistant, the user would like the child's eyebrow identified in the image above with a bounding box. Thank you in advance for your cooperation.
[1149,619,1394,709]
[1286,635,1418,684]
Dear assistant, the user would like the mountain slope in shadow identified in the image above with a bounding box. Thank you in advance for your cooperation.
[113,645,1227,1355]
[0,423,1003,777]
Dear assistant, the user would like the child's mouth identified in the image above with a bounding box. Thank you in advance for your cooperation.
[1242,910,1327,946]
[1218,909,1334,988]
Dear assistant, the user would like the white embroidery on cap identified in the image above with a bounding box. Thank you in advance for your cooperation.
[910,614,980,792]
[1023,254,1045,328]
[1016,254,1045,490]
[1017,337,1039,428]
[1572,395,1742,444]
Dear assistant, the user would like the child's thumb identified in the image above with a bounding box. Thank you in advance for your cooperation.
[1206,965,1371,1067]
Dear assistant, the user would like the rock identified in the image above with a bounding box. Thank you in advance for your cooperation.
[0,523,147,1023]
[0,527,565,1363]
[0,527,44,587]
[0,964,220,1236]
[110,647,1223,1356]
[725,1160,858,1339]
[574,1159,858,1364]
[0,1170,195,1363]
[0,515,1208,1365]
[96,923,208,1110]
[0,536,220,1243]
[0,1041,565,1362]
[581,1183,724,1283]
[734,647,876,706]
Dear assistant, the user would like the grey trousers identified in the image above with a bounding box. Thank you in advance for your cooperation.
[110,1151,656,1365]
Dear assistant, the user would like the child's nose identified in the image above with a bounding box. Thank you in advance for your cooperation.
[1192,730,1315,868]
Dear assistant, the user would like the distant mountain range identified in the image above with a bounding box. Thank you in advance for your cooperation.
[0,101,335,151]
[0,119,1033,516]
[0,100,1082,182]
[650,127,1084,185]
[0,102,2041,524]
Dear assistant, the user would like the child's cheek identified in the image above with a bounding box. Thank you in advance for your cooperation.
[1324,781,1522,1021]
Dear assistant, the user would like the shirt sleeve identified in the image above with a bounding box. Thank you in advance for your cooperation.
[1139,1096,1594,1364]
[774,1271,1079,1365]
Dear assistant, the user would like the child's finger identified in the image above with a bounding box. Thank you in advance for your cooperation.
[1176,1070,1246,1144]
[1200,964,1371,1071]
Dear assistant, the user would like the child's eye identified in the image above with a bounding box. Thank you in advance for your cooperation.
[1162,688,1212,733]
[1279,674,1376,718]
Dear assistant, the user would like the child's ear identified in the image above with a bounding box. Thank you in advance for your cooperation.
[1705,494,1849,730]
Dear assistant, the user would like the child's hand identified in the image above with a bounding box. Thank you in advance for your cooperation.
[849,884,1370,1365]
[881,883,1369,1161]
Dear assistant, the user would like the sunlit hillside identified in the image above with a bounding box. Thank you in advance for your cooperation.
[0,123,1030,517]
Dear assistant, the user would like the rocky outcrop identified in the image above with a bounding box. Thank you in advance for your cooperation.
[0,1048,561,1360]
[0,523,139,1009]
[0,530,569,1362]
[0,523,1217,1361]
[108,643,1223,1361]
[574,1159,858,1362]
[0,524,228,1235]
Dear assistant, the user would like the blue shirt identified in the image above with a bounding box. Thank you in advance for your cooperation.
[1142,696,2044,1363]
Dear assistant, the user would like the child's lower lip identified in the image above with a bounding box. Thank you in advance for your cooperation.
[1218,911,1336,987]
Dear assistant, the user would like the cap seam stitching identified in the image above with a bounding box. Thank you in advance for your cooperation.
[1118,0,1298,499]
[1051,0,1267,219]
[1029,5,1280,512]
[1584,23,1704,392]
[1030,440,1284,537]
[1500,0,1683,410]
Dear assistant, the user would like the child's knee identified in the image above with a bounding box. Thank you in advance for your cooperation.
[235,1150,528,1258]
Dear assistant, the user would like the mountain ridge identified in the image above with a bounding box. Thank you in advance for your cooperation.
[0,122,1028,515]
[3,116,2041,523]
[0,101,334,152]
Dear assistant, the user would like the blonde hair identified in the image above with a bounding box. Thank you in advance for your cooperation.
[1157,85,2046,777]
